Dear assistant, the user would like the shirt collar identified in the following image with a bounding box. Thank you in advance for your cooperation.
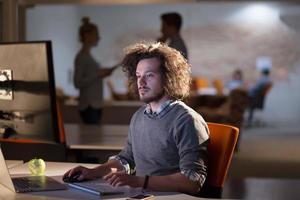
[144,100,175,117]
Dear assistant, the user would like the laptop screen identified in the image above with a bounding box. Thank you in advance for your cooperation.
[0,148,16,192]
[0,41,59,143]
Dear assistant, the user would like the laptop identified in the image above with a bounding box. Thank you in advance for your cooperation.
[0,148,67,193]
[67,179,125,196]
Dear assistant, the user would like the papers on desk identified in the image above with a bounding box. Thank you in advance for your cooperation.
[197,88,217,95]
[68,179,124,196]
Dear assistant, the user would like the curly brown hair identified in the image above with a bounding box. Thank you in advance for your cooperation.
[122,41,191,100]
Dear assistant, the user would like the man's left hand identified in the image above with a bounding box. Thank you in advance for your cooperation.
[103,172,144,188]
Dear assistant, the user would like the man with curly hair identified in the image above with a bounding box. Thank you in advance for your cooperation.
[64,42,209,195]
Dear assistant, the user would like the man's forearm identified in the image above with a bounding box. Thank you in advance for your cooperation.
[146,172,201,194]
[92,159,126,178]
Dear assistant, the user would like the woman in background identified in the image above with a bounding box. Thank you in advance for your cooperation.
[74,17,117,124]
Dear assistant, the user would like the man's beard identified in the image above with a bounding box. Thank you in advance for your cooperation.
[140,90,165,104]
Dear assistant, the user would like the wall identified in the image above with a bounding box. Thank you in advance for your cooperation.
[26,2,300,123]
[0,3,2,41]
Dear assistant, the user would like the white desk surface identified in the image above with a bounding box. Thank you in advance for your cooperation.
[64,124,129,150]
[5,160,23,169]
[1,161,211,200]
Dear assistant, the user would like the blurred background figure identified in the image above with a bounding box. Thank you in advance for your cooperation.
[247,68,272,127]
[226,69,244,92]
[157,12,188,60]
[74,17,117,124]
[248,69,271,98]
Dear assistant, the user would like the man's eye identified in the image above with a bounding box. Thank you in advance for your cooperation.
[146,74,153,78]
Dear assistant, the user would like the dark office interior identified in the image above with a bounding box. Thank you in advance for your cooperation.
[1,0,300,199]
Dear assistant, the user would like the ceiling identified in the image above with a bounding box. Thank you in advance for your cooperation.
[18,0,300,6]
[18,0,198,6]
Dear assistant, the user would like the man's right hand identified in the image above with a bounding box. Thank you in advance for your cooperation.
[63,159,126,182]
[63,166,97,182]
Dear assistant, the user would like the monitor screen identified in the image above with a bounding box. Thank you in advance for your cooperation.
[0,41,59,142]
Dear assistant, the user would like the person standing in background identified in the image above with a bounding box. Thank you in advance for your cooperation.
[157,12,188,60]
[74,17,117,124]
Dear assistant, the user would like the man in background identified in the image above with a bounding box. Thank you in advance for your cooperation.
[247,68,272,126]
[157,12,188,60]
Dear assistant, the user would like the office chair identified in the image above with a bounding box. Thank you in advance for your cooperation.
[56,98,66,144]
[247,82,273,126]
[200,122,239,198]
[212,79,224,95]
[195,77,209,89]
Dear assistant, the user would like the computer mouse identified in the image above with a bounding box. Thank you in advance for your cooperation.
[62,172,83,183]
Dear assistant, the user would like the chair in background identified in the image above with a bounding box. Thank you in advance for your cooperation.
[107,80,137,101]
[212,79,224,95]
[195,77,209,89]
[107,80,127,101]
[247,82,273,126]
[190,77,209,93]
[56,98,66,144]
[192,89,248,150]
[200,122,239,198]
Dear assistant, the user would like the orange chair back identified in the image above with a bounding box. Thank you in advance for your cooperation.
[212,79,224,95]
[206,122,239,188]
[56,99,66,144]
[195,77,209,89]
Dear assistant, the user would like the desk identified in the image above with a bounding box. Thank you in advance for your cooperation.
[65,124,129,151]
[5,160,23,169]
[1,161,208,200]
[62,100,143,124]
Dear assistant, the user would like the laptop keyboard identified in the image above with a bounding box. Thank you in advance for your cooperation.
[80,180,121,192]
[13,177,41,192]
[70,179,125,195]
[12,176,67,193]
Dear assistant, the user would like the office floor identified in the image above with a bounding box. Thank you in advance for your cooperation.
[222,121,300,199]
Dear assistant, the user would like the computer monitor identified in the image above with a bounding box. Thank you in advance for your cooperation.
[0,41,59,143]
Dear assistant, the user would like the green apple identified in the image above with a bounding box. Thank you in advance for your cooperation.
[28,158,46,176]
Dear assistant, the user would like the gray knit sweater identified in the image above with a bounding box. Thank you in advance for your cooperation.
[118,101,209,183]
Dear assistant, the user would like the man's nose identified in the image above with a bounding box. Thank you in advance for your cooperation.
[138,76,146,86]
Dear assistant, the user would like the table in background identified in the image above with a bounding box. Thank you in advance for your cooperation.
[62,100,143,124]
[64,124,129,162]
[64,124,129,151]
